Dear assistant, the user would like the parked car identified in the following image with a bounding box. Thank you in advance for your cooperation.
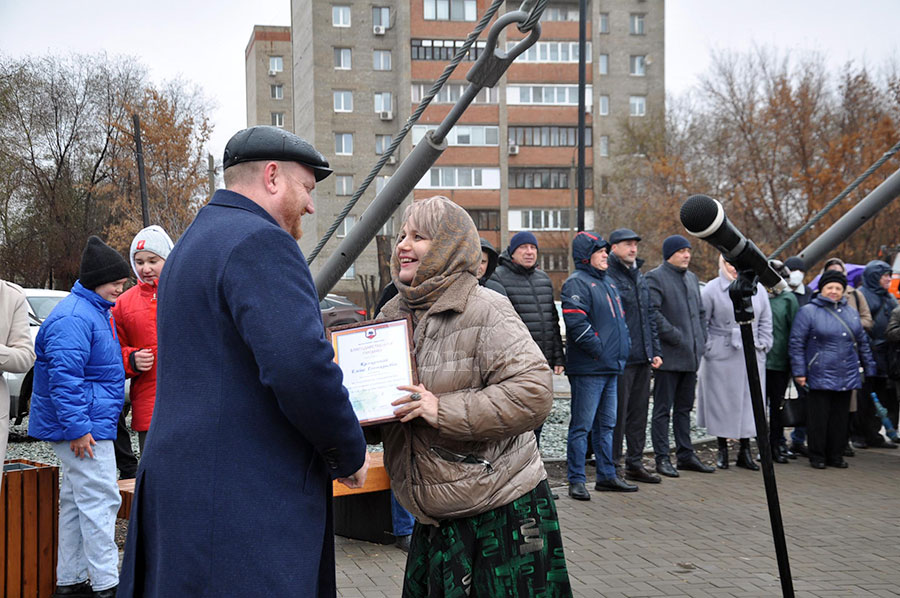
[6,289,68,423]
[320,293,368,328]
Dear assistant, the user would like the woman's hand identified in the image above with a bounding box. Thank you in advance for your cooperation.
[393,384,439,428]
[133,348,154,372]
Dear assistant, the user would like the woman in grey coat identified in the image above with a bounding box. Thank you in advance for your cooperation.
[697,256,773,470]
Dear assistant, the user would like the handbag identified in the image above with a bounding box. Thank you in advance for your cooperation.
[779,395,807,428]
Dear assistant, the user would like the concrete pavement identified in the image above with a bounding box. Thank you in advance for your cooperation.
[335,446,900,597]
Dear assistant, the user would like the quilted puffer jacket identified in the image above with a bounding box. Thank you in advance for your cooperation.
[29,281,125,441]
[112,280,159,431]
[377,277,552,525]
[789,294,876,391]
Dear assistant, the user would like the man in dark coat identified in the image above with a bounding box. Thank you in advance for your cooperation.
[784,255,814,455]
[490,231,564,444]
[606,228,663,484]
[645,235,715,476]
[118,126,369,597]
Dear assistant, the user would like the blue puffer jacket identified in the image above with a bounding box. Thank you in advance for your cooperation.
[28,281,125,442]
[788,294,876,391]
[562,232,630,375]
[858,260,899,376]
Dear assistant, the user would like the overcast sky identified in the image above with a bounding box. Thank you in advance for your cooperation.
[2,0,898,161]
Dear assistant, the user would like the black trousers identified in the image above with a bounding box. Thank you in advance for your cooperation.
[766,369,791,452]
[854,376,898,444]
[613,363,652,469]
[651,370,697,462]
[807,389,851,465]
[115,408,138,479]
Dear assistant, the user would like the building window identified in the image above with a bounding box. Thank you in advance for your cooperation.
[630,13,645,35]
[468,209,500,231]
[332,5,351,27]
[629,95,647,116]
[334,47,351,69]
[423,0,476,21]
[375,134,393,155]
[379,218,394,236]
[600,175,609,194]
[506,41,591,63]
[630,55,646,76]
[412,83,497,104]
[508,168,591,190]
[335,175,354,196]
[375,175,391,194]
[599,95,609,116]
[508,126,591,147]
[540,5,582,21]
[373,6,390,28]
[507,85,592,106]
[539,249,569,271]
[509,209,571,231]
[333,90,353,112]
[411,39,486,61]
[270,84,283,100]
[268,56,283,73]
[599,12,609,33]
[599,135,609,157]
[337,214,357,238]
[271,112,284,127]
[374,91,393,113]
[373,50,392,71]
[341,262,356,280]
[598,54,608,75]
[335,133,353,155]
[413,125,499,146]
[416,167,501,189]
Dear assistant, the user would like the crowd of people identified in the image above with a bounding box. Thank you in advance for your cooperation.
[2,125,898,597]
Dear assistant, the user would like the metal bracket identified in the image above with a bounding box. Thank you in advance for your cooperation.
[467,11,541,89]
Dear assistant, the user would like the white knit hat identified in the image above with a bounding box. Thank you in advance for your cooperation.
[130,225,174,282]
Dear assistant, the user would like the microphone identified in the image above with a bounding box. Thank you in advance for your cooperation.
[680,194,788,293]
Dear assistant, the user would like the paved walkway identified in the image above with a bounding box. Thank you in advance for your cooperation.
[335,446,900,597]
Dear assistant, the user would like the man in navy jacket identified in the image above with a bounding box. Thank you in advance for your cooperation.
[118,127,369,597]
[562,232,633,500]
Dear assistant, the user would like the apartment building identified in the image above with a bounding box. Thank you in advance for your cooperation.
[278,0,663,302]
[245,25,294,132]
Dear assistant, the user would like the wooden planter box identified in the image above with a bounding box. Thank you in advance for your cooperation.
[1,459,58,598]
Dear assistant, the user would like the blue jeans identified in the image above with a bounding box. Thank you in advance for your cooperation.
[567,374,618,482]
[51,440,121,592]
[390,490,415,536]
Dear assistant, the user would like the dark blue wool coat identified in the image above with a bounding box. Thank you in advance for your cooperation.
[561,232,630,375]
[118,190,367,598]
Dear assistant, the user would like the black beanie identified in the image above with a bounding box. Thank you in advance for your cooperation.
[819,269,847,291]
[80,236,130,290]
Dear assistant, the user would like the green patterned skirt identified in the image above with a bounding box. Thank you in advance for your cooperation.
[402,480,572,598]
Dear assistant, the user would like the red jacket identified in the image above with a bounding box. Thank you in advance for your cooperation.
[112,280,159,431]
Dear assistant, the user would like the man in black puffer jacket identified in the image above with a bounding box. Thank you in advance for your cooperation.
[490,231,565,444]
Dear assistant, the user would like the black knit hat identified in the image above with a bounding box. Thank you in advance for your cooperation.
[80,236,130,290]
[819,269,847,291]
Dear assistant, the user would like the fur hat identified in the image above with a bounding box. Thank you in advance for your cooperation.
[819,269,847,290]
[80,236,130,290]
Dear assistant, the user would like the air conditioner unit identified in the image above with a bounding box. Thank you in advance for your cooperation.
[268,69,277,76]
[387,155,397,165]
[373,25,387,35]
[379,110,393,121]
[508,144,520,155]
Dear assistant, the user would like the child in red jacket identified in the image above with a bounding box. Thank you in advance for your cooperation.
[112,225,174,452]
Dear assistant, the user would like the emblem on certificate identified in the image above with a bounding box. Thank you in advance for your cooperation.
[327,317,418,426]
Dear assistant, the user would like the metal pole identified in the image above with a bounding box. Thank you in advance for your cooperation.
[729,272,795,598]
[576,0,587,232]
[796,166,900,269]
[132,114,150,228]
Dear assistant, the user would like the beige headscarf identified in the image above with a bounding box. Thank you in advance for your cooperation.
[390,196,481,324]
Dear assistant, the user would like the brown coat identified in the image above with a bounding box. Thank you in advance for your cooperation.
[846,287,873,333]
[378,277,552,525]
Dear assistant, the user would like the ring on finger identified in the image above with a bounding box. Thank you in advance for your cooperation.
[410,392,422,401]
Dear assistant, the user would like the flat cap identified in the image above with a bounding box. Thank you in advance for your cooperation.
[608,228,641,244]
[223,126,333,182]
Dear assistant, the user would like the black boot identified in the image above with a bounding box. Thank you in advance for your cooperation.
[716,437,729,469]
[52,581,93,598]
[735,439,760,471]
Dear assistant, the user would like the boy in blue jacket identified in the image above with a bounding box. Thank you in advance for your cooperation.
[562,232,632,500]
[29,236,130,598]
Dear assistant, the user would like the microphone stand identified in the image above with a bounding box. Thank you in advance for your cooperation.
[729,269,794,597]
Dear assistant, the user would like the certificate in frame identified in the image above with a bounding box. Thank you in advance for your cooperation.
[327,317,418,426]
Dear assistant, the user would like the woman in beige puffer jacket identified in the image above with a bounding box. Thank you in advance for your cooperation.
[375,196,572,598]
